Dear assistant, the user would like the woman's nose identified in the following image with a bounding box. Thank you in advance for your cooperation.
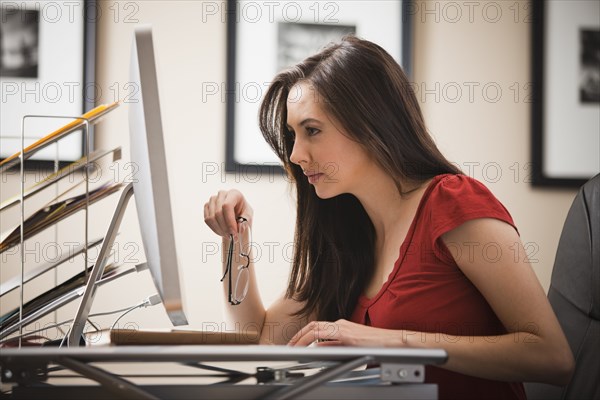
[289,138,308,166]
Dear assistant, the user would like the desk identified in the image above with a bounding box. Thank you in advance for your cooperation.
[1,345,447,399]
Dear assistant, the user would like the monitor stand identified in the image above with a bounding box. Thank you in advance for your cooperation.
[67,183,134,347]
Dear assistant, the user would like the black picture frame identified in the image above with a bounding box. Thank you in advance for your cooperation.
[0,0,97,171]
[225,0,414,175]
[531,1,600,188]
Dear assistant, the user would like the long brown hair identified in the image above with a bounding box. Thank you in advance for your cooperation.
[259,35,461,321]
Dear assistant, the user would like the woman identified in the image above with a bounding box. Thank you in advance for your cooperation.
[204,35,573,399]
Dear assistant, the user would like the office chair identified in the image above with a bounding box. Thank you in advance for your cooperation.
[525,173,599,400]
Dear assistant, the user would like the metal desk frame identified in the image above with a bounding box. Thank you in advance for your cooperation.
[1,345,447,399]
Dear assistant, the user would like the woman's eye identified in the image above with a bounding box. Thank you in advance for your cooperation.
[306,127,320,136]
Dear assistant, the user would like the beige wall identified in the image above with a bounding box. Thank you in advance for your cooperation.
[1,1,581,336]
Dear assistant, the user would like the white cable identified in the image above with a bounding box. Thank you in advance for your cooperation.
[109,304,144,331]
[0,294,162,345]
[110,294,162,330]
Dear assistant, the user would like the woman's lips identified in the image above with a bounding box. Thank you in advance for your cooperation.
[307,173,324,184]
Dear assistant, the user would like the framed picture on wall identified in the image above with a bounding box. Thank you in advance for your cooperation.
[225,0,414,174]
[0,0,96,170]
[531,1,600,187]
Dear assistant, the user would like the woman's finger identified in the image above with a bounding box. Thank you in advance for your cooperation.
[288,321,340,346]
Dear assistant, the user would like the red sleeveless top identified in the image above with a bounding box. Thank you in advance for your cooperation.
[350,174,526,400]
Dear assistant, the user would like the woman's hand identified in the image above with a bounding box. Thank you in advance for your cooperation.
[287,319,405,347]
[203,189,254,238]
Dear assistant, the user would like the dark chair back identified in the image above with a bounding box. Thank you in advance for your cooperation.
[526,174,599,400]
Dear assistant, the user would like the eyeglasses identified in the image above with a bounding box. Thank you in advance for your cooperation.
[220,217,252,305]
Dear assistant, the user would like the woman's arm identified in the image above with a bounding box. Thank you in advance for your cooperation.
[204,189,309,344]
[258,293,312,344]
[205,190,265,335]
[289,218,574,384]
[220,236,309,344]
[433,218,574,384]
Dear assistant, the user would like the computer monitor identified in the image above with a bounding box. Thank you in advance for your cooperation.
[128,25,188,326]
[64,25,186,346]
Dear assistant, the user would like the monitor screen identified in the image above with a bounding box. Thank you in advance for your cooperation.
[128,25,187,326]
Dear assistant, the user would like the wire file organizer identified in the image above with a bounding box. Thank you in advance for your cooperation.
[0,104,125,347]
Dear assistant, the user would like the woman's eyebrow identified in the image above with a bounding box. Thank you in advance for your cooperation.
[287,118,322,130]
[299,118,321,126]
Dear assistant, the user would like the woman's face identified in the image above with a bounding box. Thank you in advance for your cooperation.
[286,82,375,199]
